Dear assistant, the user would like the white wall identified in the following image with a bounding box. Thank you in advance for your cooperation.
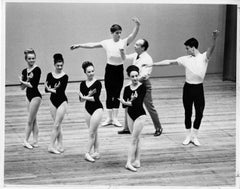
[5,3,226,85]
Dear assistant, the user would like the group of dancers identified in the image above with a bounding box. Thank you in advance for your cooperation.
[19,17,219,172]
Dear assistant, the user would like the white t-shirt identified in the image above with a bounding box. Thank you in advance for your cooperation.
[100,38,128,65]
[176,52,209,84]
[126,52,153,80]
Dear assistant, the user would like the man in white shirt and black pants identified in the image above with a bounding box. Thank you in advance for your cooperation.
[119,38,163,136]
[153,30,219,146]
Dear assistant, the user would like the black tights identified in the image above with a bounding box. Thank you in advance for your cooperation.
[183,82,205,130]
[104,64,124,109]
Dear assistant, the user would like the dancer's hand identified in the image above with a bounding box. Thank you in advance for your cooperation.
[212,30,220,39]
[132,17,140,25]
[88,89,96,96]
[70,44,79,50]
[54,81,60,89]
[118,98,125,104]
[45,82,51,92]
[130,91,138,101]
[119,48,126,60]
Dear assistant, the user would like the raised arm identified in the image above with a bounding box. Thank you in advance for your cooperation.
[70,42,102,50]
[126,17,141,46]
[206,30,219,59]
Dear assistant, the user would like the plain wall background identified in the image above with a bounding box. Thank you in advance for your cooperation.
[5,3,226,85]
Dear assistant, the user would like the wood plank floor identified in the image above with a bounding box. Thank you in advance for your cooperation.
[4,74,236,187]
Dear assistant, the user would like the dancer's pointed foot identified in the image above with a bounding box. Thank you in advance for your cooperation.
[91,152,100,160]
[48,147,61,154]
[125,163,137,172]
[23,141,33,149]
[57,145,64,153]
[32,142,39,148]
[101,118,113,126]
[192,137,201,146]
[182,136,191,145]
[132,161,141,168]
[112,119,122,127]
[84,153,95,162]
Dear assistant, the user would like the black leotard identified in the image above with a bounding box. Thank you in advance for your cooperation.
[45,72,68,108]
[21,66,42,102]
[123,83,146,121]
[80,80,103,115]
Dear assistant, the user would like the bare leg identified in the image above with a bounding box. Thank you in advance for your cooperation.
[32,118,39,147]
[87,109,103,154]
[24,97,41,149]
[126,115,145,171]
[48,102,67,154]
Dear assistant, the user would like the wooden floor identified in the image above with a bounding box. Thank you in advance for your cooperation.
[4,74,236,187]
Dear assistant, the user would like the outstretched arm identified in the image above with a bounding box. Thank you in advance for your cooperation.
[153,59,178,66]
[126,17,140,46]
[70,42,102,50]
[206,30,219,59]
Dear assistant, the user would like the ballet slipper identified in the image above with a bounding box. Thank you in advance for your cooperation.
[32,142,39,148]
[57,147,65,153]
[125,163,137,172]
[48,147,60,154]
[84,153,95,162]
[91,152,100,160]
[132,161,141,168]
[23,141,33,149]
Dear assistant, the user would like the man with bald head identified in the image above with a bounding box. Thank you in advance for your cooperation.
[118,38,163,137]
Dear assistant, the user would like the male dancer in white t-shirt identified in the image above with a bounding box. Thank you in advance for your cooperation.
[153,30,219,146]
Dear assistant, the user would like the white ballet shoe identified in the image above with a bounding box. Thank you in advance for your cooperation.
[125,163,137,172]
[48,147,61,154]
[84,153,95,162]
[182,136,191,145]
[91,152,100,160]
[23,141,33,149]
[192,137,201,146]
[101,118,113,126]
[132,161,141,168]
[32,143,39,148]
[112,119,122,127]
[192,129,201,146]
[57,147,65,153]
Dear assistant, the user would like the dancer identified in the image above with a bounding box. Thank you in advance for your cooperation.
[45,53,68,154]
[153,30,219,146]
[78,61,103,162]
[70,17,140,127]
[119,65,146,172]
[19,48,42,149]
[118,39,163,136]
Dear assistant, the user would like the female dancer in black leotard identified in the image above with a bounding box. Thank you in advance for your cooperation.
[19,49,42,149]
[45,53,68,154]
[119,65,146,172]
[78,61,103,162]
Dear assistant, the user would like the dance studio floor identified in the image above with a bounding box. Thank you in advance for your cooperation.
[4,74,236,187]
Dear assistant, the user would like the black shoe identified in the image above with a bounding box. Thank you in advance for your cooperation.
[118,129,131,134]
[154,128,163,136]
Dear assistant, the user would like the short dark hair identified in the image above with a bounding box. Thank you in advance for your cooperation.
[53,53,64,64]
[82,61,94,73]
[141,39,149,51]
[24,48,36,60]
[110,24,122,33]
[184,38,199,49]
[126,65,139,77]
